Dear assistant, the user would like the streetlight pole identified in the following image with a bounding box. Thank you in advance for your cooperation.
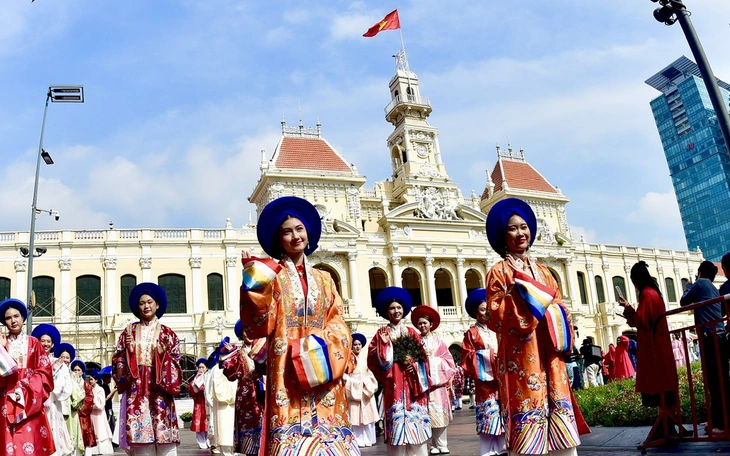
[651,0,730,156]
[25,85,84,333]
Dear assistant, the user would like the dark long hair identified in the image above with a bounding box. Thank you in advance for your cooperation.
[630,260,662,298]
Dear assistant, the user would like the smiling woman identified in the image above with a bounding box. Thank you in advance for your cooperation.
[0,298,56,456]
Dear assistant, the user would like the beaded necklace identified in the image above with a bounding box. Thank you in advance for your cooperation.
[8,332,27,366]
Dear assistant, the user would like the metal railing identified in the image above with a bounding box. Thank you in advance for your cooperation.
[641,295,730,450]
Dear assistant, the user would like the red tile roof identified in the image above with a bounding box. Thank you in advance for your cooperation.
[274,136,353,172]
[482,158,558,199]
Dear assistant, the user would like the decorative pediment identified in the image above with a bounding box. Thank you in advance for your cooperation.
[384,202,486,223]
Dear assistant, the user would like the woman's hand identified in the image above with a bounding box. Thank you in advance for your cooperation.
[380,329,390,344]
[406,362,416,376]
[125,331,134,351]
[618,296,629,307]
[157,338,167,355]
[241,250,251,265]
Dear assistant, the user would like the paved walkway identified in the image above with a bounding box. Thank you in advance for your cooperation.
[112,402,730,455]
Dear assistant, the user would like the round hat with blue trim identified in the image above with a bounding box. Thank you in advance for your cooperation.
[0,298,27,322]
[128,282,168,319]
[374,286,413,320]
[70,359,86,376]
[486,197,537,258]
[465,288,487,319]
[32,323,61,347]
[352,332,367,347]
[256,196,322,259]
[54,342,76,360]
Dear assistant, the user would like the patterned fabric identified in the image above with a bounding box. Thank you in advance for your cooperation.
[421,332,455,429]
[291,335,333,389]
[0,345,18,377]
[544,303,573,353]
[462,326,504,437]
[221,344,264,455]
[77,378,97,448]
[189,373,207,433]
[112,322,181,446]
[0,336,56,456]
[486,260,586,454]
[367,322,432,446]
[46,358,73,456]
[240,256,358,456]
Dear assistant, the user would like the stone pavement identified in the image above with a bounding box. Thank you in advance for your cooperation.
[113,402,730,455]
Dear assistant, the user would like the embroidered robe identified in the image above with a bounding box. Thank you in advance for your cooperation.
[67,372,86,452]
[422,332,455,429]
[240,256,359,456]
[344,350,379,427]
[78,379,96,448]
[112,319,182,446]
[221,344,264,455]
[189,373,207,433]
[367,322,431,447]
[485,260,587,455]
[461,325,504,436]
[0,335,56,456]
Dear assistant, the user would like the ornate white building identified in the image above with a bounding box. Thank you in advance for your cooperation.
[0,56,701,369]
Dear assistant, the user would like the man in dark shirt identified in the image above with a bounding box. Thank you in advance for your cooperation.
[579,338,602,387]
[681,260,729,434]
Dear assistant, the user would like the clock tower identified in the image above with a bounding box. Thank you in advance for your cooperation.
[384,50,457,205]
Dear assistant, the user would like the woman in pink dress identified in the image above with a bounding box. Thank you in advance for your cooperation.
[189,358,209,449]
[412,305,455,455]
[671,333,686,368]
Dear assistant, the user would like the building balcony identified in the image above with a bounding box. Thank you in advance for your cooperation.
[384,94,431,117]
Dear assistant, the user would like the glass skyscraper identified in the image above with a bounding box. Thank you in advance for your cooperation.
[646,56,730,262]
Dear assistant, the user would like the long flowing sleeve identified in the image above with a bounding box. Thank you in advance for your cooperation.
[154,326,182,396]
[53,363,73,403]
[112,326,133,395]
[93,385,105,411]
[12,337,54,424]
[485,261,541,336]
[367,327,393,383]
[240,257,283,340]
[213,367,237,405]
[461,328,496,383]
[428,339,456,389]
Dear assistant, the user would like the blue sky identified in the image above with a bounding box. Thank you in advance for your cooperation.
[1,1,728,252]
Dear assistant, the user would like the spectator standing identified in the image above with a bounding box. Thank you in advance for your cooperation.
[580,339,603,387]
[613,336,636,380]
[451,365,464,410]
[619,261,682,440]
[681,260,729,435]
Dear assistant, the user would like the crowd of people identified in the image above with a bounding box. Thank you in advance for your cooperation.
[3,195,728,456]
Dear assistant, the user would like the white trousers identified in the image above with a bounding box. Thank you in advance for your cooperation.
[353,424,376,447]
[128,443,178,456]
[430,427,448,451]
[480,434,507,456]
[387,443,428,456]
[585,364,600,387]
[195,432,209,449]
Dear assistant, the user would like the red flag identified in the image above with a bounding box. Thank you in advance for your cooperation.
[363,9,400,37]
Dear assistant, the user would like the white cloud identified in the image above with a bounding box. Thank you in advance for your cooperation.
[329,14,373,41]
[570,226,597,244]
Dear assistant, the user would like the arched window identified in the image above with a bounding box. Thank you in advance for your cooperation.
[464,269,483,294]
[549,268,563,296]
[665,277,677,303]
[612,276,627,302]
[120,274,137,311]
[207,273,224,311]
[435,268,454,307]
[0,277,10,300]
[368,268,388,308]
[576,272,588,305]
[33,276,55,317]
[158,274,187,314]
[681,278,689,291]
[401,268,423,307]
[314,264,341,296]
[594,275,605,303]
[77,275,101,316]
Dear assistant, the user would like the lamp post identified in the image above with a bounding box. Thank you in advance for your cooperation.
[650,0,730,156]
[26,85,84,332]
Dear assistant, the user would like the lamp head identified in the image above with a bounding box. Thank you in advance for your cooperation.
[52,210,60,221]
[19,247,29,257]
[41,149,54,165]
[654,5,677,25]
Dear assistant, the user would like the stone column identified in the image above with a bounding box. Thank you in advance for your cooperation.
[586,264,598,314]
[347,252,362,317]
[139,257,152,283]
[564,260,579,307]
[226,256,238,312]
[14,260,27,306]
[455,257,467,316]
[189,257,203,314]
[674,266,683,301]
[390,255,402,288]
[103,257,118,316]
[602,264,614,303]
[656,264,668,304]
[623,265,636,303]
[59,258,72,319]
[424,256,437,308]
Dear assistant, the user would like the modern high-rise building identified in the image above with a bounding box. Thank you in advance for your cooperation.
[646,56,730,261]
